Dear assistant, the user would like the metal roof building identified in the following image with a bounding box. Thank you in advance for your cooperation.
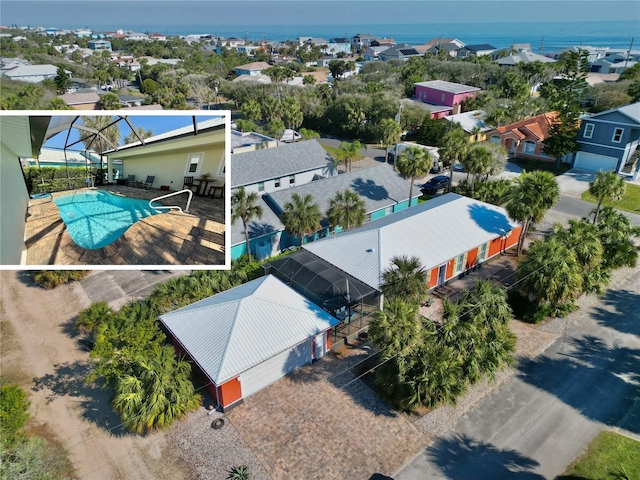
[303,193,521,290]
[160,275,338,410]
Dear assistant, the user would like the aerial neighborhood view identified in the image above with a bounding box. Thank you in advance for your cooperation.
[1,1,640,479]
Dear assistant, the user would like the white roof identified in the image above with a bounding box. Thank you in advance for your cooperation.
[159,275,339,385]
[414,80,481,94]
[303,193,519,290]
[444,110,491,134]
[116,117,225,149]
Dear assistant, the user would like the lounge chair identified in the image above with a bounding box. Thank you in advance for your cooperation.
[143,175,155,189]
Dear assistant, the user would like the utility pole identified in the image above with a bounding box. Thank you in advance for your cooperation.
[624,36,634,71]
[538,36,545,55]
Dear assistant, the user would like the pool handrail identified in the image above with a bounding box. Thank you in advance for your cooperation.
[149,189,193,213]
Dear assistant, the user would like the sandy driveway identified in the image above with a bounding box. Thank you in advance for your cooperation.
[0,271,192,480]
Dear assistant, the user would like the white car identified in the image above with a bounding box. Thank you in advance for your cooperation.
[280,129,302,143]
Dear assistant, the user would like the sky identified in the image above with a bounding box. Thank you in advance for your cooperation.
[44,114,223,151]
[2,1,639,28]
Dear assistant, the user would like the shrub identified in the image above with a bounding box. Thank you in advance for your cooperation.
[0,383,30,447]
[33,270,90,289]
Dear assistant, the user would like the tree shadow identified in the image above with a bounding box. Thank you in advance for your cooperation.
[351,178,390,201]
[518,335,640,434]
[15,270,38,288]
[31,360,127,436]
[590,286,640,336]
[425,433,544,479]
[467,203,513,235]
[248,221,277,237]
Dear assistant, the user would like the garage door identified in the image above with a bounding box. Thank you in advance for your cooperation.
[239,340,311,398]
[574,151,618,172]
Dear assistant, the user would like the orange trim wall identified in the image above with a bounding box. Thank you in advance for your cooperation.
[445,259,455,280]
[466,247,479,269]
[219,377,242,408]
[428,267,439,289]
[326,330,331,350]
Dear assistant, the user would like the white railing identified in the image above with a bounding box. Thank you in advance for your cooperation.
[149,189,193,213]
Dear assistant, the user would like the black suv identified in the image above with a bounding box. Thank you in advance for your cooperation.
[420,175,450,195]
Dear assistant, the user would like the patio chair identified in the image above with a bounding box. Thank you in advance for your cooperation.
[208,183,225,198]
[125,174,136,186]
[183,176,200,193]
[143,175,155,189]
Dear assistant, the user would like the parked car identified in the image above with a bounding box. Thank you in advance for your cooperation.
[452,163,465,172]
[420,175,450,195]
[280,129,302,143]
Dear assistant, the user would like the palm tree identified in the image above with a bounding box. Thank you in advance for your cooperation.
[380,118,402,164]
[326,189,366,232]
[505,170,560,256]
[75,301,113,335]
[380,255,428,305]
[517,237,583,312]
[112,345,202,434]
[588,170,626,224]
[336,140,362,173]
[396,146,432,205]
[461,145,493,183]
[282,97,303,135]
[280,193,322,245]
[439,129,471,188]
[124,126,154,145]
[231,187,263,263]
[594,206,640,270]
[369,298,422,361]
[80,116,121,154]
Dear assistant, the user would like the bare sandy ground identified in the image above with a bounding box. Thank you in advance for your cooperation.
[0,271,193,480]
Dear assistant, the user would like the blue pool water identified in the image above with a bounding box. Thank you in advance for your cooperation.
[53,190,160,249]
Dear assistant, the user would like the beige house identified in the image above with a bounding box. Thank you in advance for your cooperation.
[106,118,227,193]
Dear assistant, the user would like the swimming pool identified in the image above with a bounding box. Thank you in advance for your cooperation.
[53,190,160,249]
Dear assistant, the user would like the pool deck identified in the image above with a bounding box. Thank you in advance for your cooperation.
[24,186,225,266]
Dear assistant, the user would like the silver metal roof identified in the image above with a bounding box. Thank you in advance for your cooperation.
[230,139,335,187]
[413,80,481,94]
[303,193,519,290]
[159,275,339,385]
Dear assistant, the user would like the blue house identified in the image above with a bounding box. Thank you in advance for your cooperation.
[573,102,640,181]
[230,163,420,261]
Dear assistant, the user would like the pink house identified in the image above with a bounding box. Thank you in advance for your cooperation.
[414,80,481,117]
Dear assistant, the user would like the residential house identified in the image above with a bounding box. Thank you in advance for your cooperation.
[88,40,111,51]
[224,37,245,48]
[562,45,608,63]
[105,117,226,190]
[604,48,640,63]
[305,38,328,48]
[351,33,378,53]
[379,44,422,62]
[231,130,278,154]
[74,29,93,38]
[230,162,417,260]
[363,45,390,61]
[486,112,559,161]
[444,110,491,142]
[149,33,167,41]
[159,275,339,411]
[236,45,263,57]
[117,94,144,108]
[1,63,70,83]
[234,61,271,77]
[414,80,481,117]
[591,58,637,75]
[232,74,272,84]
[231,139,336,197]
[456,44,496,58]
[327,38,352,55]
[58,91,101,110]
[573,102,640,180]
[496,52,556,67]
[0,115,47,264]
[292,193,522,306]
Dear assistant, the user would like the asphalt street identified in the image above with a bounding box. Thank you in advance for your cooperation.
[396,264,640,479]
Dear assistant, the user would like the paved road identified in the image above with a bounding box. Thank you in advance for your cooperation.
[396,265,640,479]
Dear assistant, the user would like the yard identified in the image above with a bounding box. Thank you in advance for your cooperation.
[559,430,640,480]
[510,158,572,175]
[581,183,640,215]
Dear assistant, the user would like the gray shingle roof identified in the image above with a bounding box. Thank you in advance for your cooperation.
[231,139,334,187]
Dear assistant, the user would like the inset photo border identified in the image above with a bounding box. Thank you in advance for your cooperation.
[0,110,231,269]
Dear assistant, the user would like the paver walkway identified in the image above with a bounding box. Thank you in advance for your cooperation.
[24,186,225,266]
[227,346,428,480]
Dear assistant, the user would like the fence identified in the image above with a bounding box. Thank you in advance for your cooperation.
[23,166,97,194]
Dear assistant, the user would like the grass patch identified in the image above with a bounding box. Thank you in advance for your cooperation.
[559,430,640,480]
[321,144,364,161]
[581,183,640,215]
[510,158,572,176]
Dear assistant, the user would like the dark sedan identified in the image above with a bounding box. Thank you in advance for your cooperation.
[420,175,450,195]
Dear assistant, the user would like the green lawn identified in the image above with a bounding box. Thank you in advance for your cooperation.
[510,158,572,176]
[558,431,640,480]
[581,183,640,215]
[321,144,364,161]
